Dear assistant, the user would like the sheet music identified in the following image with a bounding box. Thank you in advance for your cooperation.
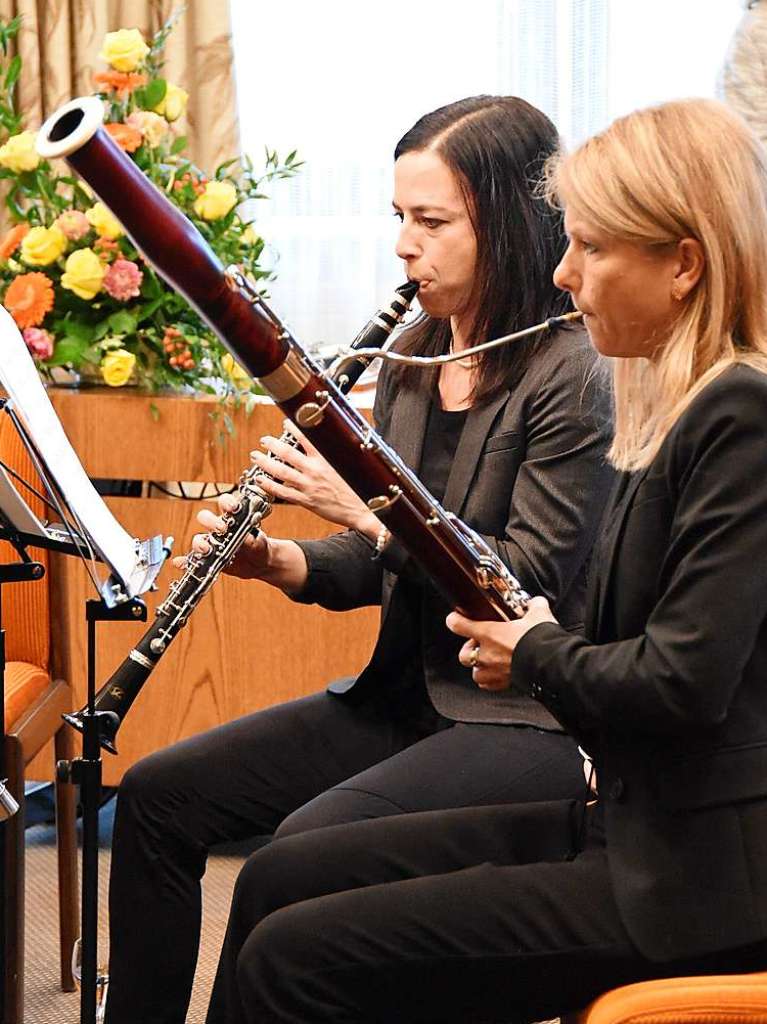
[0,463,48,536]
[0,304,139,587]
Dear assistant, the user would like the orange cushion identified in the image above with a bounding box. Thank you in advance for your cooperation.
[0,410,50,670]
[573,971,767,1024]
[3,660,50,730]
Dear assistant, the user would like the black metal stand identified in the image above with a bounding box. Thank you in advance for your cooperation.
[0,549,46,1024]
[58,597,146,1024]
[0,398,166,1022]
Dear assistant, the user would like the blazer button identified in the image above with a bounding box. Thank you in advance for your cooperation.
[609,778,625,801]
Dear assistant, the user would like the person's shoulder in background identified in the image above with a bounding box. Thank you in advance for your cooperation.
[718,0,767,145]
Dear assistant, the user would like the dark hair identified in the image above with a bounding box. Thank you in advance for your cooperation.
[393,95,570,402]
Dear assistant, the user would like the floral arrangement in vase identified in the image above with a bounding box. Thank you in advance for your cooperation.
[0,13,300,432]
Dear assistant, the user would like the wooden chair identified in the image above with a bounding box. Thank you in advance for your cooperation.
[1,411,79,1024]
[564,971,767,1024]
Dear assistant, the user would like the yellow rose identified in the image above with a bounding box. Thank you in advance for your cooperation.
[0,130,40,173]
[153,82,188,122]
[86,202,124,241]
[221,352,251,384]
[99,28,149,72]
[101,348,137,387]
[61,248,106,300]
[193,180,237,221]
[242,224,261,247]
[20,225,67,266]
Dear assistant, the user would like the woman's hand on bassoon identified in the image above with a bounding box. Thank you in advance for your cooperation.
[251,422,380,538]
[446,597,557,691]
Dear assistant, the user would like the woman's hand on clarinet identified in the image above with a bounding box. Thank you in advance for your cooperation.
[446,597,557,691]
[172,492,309,592]
[251,422,379,538]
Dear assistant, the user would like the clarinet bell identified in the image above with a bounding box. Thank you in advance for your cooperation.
[62,709,121,755]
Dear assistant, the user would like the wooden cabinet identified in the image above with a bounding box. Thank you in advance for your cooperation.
[28,387,378,786]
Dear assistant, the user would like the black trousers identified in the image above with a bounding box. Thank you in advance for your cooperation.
[206,801,767,1024]
[104,690,584,1024]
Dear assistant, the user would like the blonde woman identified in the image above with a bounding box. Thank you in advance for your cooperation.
[205,98,767,1023]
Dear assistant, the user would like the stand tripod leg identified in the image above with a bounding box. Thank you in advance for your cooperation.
[54,722,78,992]
[3,735,25,1024]
[78,732,101,1024]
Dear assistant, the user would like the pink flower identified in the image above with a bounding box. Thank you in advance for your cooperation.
[22,327,54,360]
[103,258,143,301]
[54,210,91,241]
[126,110,168,148]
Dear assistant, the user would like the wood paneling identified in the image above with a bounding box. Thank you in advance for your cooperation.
[27,388,378,785]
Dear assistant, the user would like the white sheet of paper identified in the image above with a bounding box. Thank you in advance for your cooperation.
[0,304,139,588]
[0,463,48,536]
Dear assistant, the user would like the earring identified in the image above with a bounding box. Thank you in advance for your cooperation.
[671,284,682,301]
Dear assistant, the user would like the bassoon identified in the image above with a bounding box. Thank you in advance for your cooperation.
[37,97,568,744]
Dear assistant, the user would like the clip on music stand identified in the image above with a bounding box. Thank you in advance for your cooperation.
[0,306,172,1024]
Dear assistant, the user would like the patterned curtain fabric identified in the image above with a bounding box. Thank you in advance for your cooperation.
[0,0,239,180]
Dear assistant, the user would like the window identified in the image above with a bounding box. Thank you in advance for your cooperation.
[230,0,742,349]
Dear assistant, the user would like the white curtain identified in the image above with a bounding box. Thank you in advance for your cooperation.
[229,0,741,351]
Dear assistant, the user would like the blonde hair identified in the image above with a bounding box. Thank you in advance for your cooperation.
[546,98,767,470]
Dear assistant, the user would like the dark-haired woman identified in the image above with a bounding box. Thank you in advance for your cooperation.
[104,95,613,1024]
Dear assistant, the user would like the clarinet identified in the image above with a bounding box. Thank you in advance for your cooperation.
[38,97,549,736]
[63,281,418,753]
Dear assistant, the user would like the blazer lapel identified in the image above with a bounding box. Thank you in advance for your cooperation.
[590,467,651,638]
[442,391,508,515]
[386,386,430,473]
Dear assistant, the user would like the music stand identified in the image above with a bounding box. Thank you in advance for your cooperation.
[0,306,172,1024]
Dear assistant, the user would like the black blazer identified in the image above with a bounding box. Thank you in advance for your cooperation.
[295,325,614,725]
[516,364,767,961]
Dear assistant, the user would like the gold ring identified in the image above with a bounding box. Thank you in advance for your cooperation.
[468,643,480,669]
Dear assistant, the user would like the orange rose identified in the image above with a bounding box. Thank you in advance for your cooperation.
[105,122,143,153]
[4,272,55,329]
[0,223,30,262]
[93,70,147,99]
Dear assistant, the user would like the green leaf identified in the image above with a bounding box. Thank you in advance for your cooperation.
[0,16,21,57]
[142,77,167,110]
[135,297,164,322]
[170,135,187,155]
[4,190,25,220]
[72,182,94,207]
[215,158,239,179]
[140,272,164,299]
[59,319,96,343]
[4,54,21,91]
[48,337,89,367]
[149,401,161,422]
[92,320,111,341]
[108,310,138,335]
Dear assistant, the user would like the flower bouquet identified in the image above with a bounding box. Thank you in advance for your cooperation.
[0,14,300,434]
